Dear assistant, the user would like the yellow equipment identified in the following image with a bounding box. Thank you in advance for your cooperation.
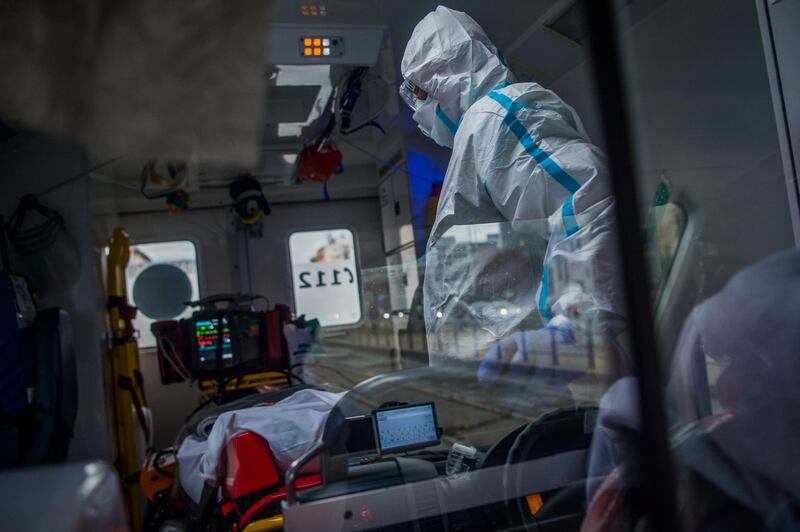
[106,227,147,530]
[198,371,288,401]
[140,448,178,505]
[243,515,284,532]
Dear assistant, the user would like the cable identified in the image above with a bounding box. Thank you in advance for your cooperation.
[307,67,388,153]
[333,134,442,186]
[7,195,67,254]
[334,68,389,136]
[140,161,186,200]
[88,172,141,191]
[36,156,123,197]
[342,120,385,136]
[159,335,193,384]
[186,396,218,422]
[152,448,176,478]
[195,415,218,439]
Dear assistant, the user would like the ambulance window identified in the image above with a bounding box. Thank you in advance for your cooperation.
[614,0,800,527]
[125,240,200,348]
[289,228,362,327]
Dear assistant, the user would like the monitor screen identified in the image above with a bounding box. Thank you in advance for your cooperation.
[195,317,234,368]
[373,403,439,454]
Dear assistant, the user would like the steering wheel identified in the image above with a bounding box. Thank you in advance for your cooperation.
[481,406,597,531]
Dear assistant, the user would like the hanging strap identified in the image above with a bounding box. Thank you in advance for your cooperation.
[118,374,150,446]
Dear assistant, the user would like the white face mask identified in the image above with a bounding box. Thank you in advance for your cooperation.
[412,98,437,137]
[412,99,457,149]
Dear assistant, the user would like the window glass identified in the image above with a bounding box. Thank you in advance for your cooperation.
[65,2,794,531]
[125,240,200,348]
[645,202,686,300]
[273,2,785,530]
[296,211,641,530]
[280,4,698,529]
[289,228,362,327]
[614,0,800,529]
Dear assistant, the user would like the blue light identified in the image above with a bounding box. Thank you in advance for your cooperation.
[406,147,448,254]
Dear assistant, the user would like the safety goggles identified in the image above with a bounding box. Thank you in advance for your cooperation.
[399,79,429,111]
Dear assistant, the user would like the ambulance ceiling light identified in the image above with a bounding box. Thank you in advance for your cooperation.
[300,36,343,58]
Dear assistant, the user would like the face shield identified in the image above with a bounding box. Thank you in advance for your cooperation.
[400,79,458,148]
[400,79,440,144]
[399,79,428,111]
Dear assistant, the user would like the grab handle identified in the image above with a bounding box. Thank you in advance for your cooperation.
[285,442,328,505]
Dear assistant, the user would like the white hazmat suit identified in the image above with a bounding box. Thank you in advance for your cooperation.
[401,6,625,365]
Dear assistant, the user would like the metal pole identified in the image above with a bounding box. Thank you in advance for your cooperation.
[584,1,678,530]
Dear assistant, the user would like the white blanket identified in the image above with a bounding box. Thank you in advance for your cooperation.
[177,389,343,503]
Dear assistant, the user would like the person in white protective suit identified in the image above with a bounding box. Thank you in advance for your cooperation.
[400,6,626,370]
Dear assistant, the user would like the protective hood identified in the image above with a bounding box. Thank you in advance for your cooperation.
[401,5,512,131]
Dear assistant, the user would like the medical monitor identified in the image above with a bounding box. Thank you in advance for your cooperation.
[194,317,235,369]
[373,403,439,455]
[187,312,266,373]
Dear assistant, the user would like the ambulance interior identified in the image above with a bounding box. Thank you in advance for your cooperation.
[1,0,799,531]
